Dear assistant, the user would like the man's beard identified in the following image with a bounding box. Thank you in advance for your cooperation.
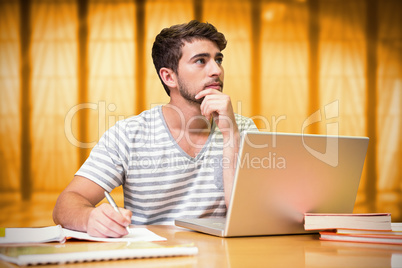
[177,77,203,105]
[177,77,223,105]
[180,90,204,104]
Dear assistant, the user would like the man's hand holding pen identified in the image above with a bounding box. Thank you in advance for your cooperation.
[86,192,132,238]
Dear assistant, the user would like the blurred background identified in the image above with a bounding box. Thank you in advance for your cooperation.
[0,0,401,227]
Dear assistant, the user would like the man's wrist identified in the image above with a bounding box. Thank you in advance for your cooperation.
[222,128,240,148]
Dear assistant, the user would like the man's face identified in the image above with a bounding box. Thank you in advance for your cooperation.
[176,39,224,104]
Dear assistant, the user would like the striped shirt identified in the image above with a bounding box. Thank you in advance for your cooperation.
[76,105,258,225]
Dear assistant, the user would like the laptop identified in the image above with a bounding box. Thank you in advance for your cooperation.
[175,131,369,237]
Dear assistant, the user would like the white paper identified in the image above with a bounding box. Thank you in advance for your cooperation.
[63,227,167,242]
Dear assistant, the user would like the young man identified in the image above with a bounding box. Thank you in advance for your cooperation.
[53,20,257,238]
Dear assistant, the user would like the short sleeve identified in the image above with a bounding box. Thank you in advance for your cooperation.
[75,121,130,192]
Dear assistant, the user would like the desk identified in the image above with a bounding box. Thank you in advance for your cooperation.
[1,225,402,268]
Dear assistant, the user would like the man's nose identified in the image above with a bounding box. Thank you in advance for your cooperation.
[208,60,223,77]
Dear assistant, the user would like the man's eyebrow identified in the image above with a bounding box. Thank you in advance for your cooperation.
[190,53,210,61]
[189,52,224,61]
[216,52,224,58]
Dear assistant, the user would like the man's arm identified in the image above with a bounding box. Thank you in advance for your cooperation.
[196,89,240,207]
[53,175,132,238]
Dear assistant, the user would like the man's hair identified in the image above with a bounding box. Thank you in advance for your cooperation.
[152,20,227,96]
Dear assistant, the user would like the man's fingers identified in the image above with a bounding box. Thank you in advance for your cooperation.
[90,219,123,238]
[200,95,231,118]
[195,88,221,100]
[102,204,131,231]
[87,204,130,238]
[118,207,133,225]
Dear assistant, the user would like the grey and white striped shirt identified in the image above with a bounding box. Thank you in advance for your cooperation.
[76,105,258,225]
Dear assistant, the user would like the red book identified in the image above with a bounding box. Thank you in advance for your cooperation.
[320,225,402,245]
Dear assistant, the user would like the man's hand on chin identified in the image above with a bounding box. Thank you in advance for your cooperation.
[195,88,238,137]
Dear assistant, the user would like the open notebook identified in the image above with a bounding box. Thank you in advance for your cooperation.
[0,225,166,244]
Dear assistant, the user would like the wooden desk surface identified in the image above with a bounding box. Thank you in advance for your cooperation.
[1,225,402,268]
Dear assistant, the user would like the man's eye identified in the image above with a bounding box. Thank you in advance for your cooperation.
[196,59,205,64]
[216,58,223,65]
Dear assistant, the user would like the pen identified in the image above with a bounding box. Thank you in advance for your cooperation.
[104,191,131,234]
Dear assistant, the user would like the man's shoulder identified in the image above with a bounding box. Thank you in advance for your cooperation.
[234,113,250,120]
[234,113,258,131]
[104,106,162,137]
[116,106,162,125]
[234,113,254,124]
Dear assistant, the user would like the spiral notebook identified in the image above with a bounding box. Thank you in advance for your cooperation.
[0,242,198,266]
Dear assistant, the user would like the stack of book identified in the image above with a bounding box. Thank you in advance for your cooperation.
[304,213,402,245]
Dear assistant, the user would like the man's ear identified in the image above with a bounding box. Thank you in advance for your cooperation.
[159,67,177,89]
